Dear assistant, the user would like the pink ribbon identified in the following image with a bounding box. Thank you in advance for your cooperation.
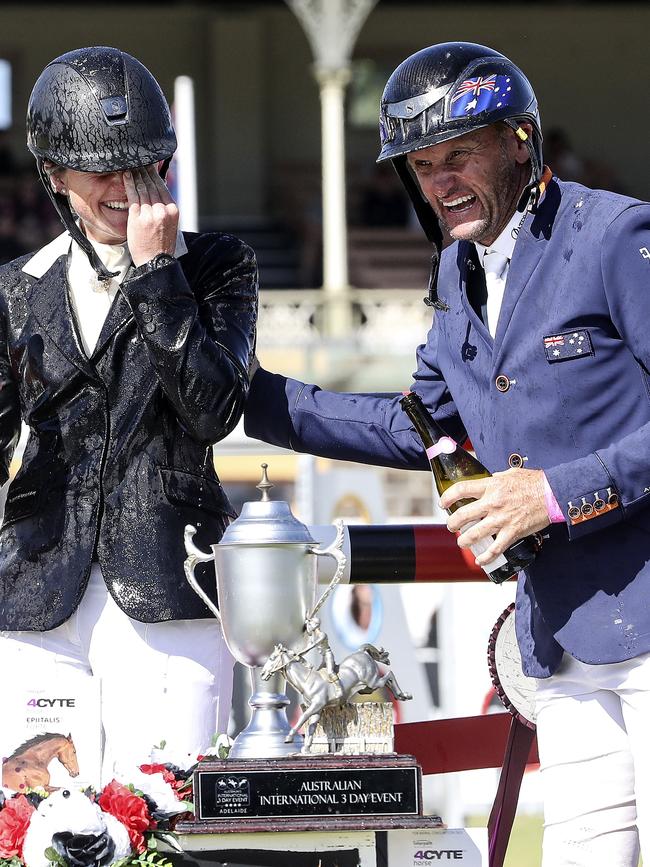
[426,437,457,459]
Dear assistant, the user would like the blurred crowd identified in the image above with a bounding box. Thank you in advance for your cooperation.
[0,134,62,265]
[543,127,626,196]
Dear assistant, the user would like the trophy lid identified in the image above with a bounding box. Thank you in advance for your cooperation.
[220,464,316,545]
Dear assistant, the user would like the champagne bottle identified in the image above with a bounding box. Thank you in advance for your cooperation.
[400,391,540,584]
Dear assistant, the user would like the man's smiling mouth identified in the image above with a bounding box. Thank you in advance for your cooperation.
[442,194,476,212]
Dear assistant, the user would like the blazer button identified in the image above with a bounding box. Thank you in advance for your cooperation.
[145,323,156,333]
[495,375,510,392]
[508,453,524,469]
[138,302,149,313]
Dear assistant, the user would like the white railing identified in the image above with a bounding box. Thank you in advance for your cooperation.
[258,288,432,352]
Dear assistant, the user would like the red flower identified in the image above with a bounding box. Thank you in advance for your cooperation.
[139,763,176,786]
[139,764,187,800]
[98,780,156,853]
[0,795,35,859]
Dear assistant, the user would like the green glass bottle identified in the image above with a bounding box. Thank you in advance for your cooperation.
[400,391,540,584]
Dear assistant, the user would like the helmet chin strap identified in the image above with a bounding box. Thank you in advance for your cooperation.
[504,122,543,214]
[38,159,120,280]
[391,157,449,311]
[423,243,449,312]
[159,157,172,180]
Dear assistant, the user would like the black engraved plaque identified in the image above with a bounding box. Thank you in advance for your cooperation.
[193,754,421,821]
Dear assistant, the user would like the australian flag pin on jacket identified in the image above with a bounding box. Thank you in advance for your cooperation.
[543,329,593,362]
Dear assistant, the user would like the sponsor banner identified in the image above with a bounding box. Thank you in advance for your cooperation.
[1,678,101,792]
[387,827,487,866]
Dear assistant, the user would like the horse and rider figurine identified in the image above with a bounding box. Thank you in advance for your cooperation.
[260,615,412,753]
[2,733,79,792]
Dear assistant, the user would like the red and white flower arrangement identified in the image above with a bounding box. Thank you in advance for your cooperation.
[0,764,194,867]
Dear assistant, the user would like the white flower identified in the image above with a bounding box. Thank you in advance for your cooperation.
[102,813,132,860]
[215,733,233,755]
[115,768,184,816]
[22,789,131,867]
[200,734,233,759]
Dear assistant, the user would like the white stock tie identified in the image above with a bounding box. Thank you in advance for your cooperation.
[483,250,509,337]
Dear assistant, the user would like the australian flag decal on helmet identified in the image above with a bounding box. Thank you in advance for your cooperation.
[449,73,514,117]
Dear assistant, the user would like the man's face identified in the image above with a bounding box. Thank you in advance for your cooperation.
[406,124,531,246]
[52,168,132,245]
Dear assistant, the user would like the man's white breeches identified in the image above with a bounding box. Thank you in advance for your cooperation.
[536,651,650,867]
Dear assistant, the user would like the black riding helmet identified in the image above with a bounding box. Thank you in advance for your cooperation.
[377,42,543,309]
[26,46,177,278]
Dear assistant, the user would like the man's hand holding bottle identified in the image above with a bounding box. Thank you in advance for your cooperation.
[400,391,545,583]
[441,468,550,569]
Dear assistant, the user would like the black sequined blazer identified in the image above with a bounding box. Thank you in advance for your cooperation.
[0,232,257,630]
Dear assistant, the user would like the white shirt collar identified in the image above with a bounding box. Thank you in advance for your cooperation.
[474,207,527,269]
[21,231,72,279]
[21,229,188,279]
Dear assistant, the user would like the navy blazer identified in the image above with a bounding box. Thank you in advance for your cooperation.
[245,178,650,677]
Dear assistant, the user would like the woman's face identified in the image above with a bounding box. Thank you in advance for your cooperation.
[51,168,130,245]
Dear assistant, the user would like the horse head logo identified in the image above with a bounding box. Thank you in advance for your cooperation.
[1,733,79,792]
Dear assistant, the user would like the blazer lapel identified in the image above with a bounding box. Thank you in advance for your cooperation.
[457,242,492,347]
[24,257,98,379]
[90,285,133,362]
[492,180,561,350]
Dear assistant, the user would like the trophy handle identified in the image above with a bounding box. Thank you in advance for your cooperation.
[308,519,346,618]
[183,524,222,625]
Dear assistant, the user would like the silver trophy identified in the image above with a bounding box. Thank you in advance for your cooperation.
[183,464,345,759]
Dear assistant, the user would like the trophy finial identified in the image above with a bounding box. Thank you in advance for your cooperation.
[257,463,274,502]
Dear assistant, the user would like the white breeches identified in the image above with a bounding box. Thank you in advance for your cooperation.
[536,651,650,867]
[0,564,234,781]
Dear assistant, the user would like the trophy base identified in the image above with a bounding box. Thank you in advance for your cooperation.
[229,729,302,760]
[229,682,302,759]
[175,813,443,834]
[183,753,431,831]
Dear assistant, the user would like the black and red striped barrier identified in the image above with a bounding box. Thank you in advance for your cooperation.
[347,523,483,584]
